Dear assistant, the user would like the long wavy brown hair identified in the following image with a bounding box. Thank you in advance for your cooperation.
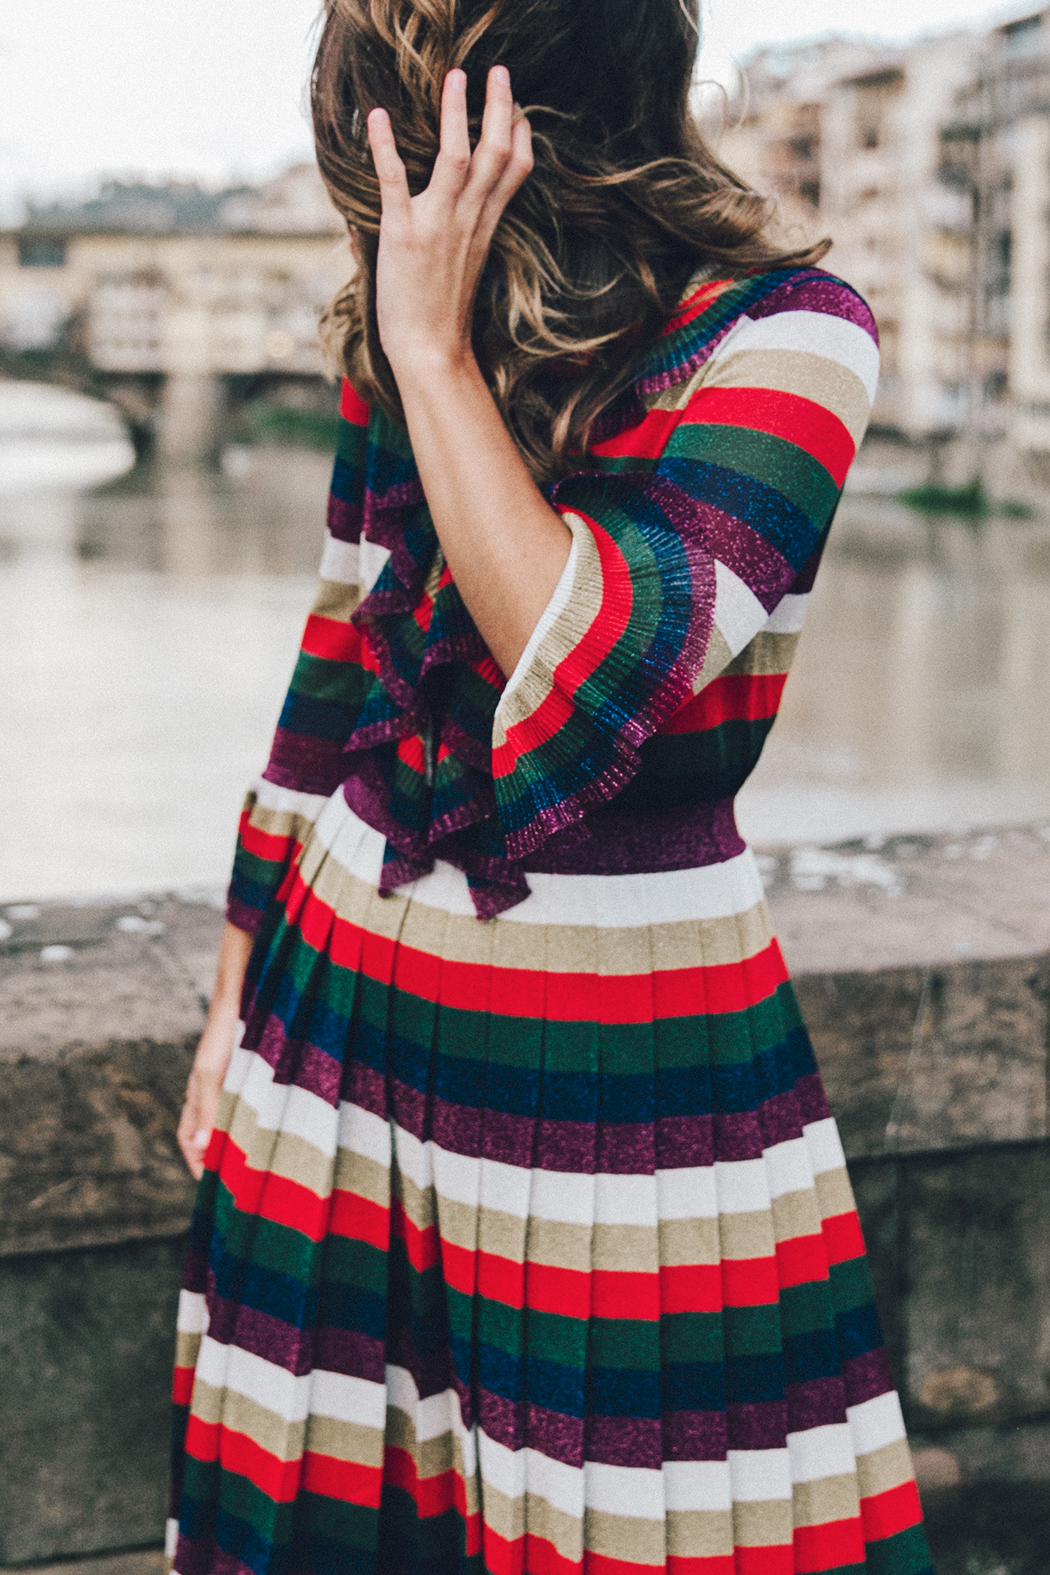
[312,0,829,483]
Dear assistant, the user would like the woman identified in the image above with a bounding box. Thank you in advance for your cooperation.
[170,2,932,1572]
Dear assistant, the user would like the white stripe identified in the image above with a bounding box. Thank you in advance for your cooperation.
[337,1100,392,1167]
[177,1288,209,1336]
[656,1165,718,1221]
[847,1390,907,1457]
[309,1368,388,1429]
[764,592,809,634]
[585,1461,665,1519]
[728,1447,793,1502]
[713,559,769,658]
[195,1337,309,1424]
[166,1518,180,1558]
[805,1117,848,1177]
[764,1137,817,1201]
[788,1422,857,1483]
[237,1059,339,1157]
[663,1459,732,1512]
[313,796,765,926]
[194,1338,389,1431]
[479,1433,581,1517]
[319,534,360,586]
[249,775,330,822]
[500,529,579,705]
[386,1365,477,1472]
[360,536,391,591]
[715,1157,772,1215]
[709,309,880,403]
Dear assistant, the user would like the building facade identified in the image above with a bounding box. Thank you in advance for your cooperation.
[0,164,351,459]
[721,10,1050,463]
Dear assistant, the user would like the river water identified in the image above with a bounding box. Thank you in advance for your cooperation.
[2,383,1050,903]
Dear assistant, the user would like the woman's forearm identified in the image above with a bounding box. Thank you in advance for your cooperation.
[397,352,571,676]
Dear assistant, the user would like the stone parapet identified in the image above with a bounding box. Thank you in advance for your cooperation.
[1,823,1048,1568]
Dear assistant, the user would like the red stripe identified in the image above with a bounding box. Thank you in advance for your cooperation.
[172,1365,195,1406]
[823,1210,866,1265]
[237,813,298,867]
[303,1448,383,1507]
[660,1262,723,1314]
[207,1100,389,1261]
[591,407,679,460]
[391,1196,440,1272]
[329,1188,390,1250]
[722,1255,780,1307]
[665,277,735,332]
[734,1547,794,1575]
[685,385,856,487]
[216,1133,332,1242]
[339,380,370,424]
[794,1514,866,1571]
[398,734,426,773]
[184,1416,302,1502]
[301,613,362,663]
[776,1231,830,1289]
[493,517,633,777]
[661,672,787,734]
[384,1444,463,1519]
[860,1478,924,1541]
[282,871,788,1020]
[667,1559,737,1575]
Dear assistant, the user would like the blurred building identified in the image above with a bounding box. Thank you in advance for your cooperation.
[0,164,350,459]
[721,9,1050,467]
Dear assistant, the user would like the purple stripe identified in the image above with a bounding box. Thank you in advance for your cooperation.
[747,276,878,341]
[694,500,795,612]
[264,734,348,797]
[174,1538,258,1575]
[787,1375,849,1432]
[205,1290,317,1378]
[522,798,744,875]
[843,1346,895,1408]
[225,894,263,934]
[326,492,362,543]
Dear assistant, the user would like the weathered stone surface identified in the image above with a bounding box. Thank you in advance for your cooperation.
[763,823,1050,974]
[796,956,1050,1159]
[27,1554,164,1575]
[0,1238,184,1564]
[0,895,222,1256]
[0,895,220,1064]
[902,1143,1050,1430]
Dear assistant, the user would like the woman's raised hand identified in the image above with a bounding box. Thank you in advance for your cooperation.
[366,65,532,382]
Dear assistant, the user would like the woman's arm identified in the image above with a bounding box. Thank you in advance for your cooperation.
[177,921,253,1180]
[367,66,571,678]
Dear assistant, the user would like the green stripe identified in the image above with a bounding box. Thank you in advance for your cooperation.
[865,1521,933,1575]
[291,650,374,706]
[269,921,804,1069]
[665,422,839,525]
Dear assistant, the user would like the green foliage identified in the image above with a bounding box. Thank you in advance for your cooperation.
[237,402,341,451]
[897,479,1035,520]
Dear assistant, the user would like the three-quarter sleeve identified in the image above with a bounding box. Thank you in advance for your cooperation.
[491,277,878,857]
[226,383,371,933]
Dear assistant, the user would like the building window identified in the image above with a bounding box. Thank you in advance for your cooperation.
[17,239,67,268]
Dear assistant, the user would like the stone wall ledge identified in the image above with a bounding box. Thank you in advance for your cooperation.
[2,821,1047,1261]
[1,824,1048,1566]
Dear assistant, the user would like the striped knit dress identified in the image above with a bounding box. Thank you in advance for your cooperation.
[168,266,933,1575]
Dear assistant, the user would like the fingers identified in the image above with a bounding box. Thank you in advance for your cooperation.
[177,1065,222,1181]
[475,100,534,244]
[367,107,411,219]
[429,69,472,200]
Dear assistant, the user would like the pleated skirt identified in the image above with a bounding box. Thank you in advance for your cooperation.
[168,790,932,1575]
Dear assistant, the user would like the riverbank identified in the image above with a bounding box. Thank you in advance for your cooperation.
[2,822,1048,1572]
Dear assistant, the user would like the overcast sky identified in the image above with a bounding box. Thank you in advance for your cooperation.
[0,0,1033,216]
